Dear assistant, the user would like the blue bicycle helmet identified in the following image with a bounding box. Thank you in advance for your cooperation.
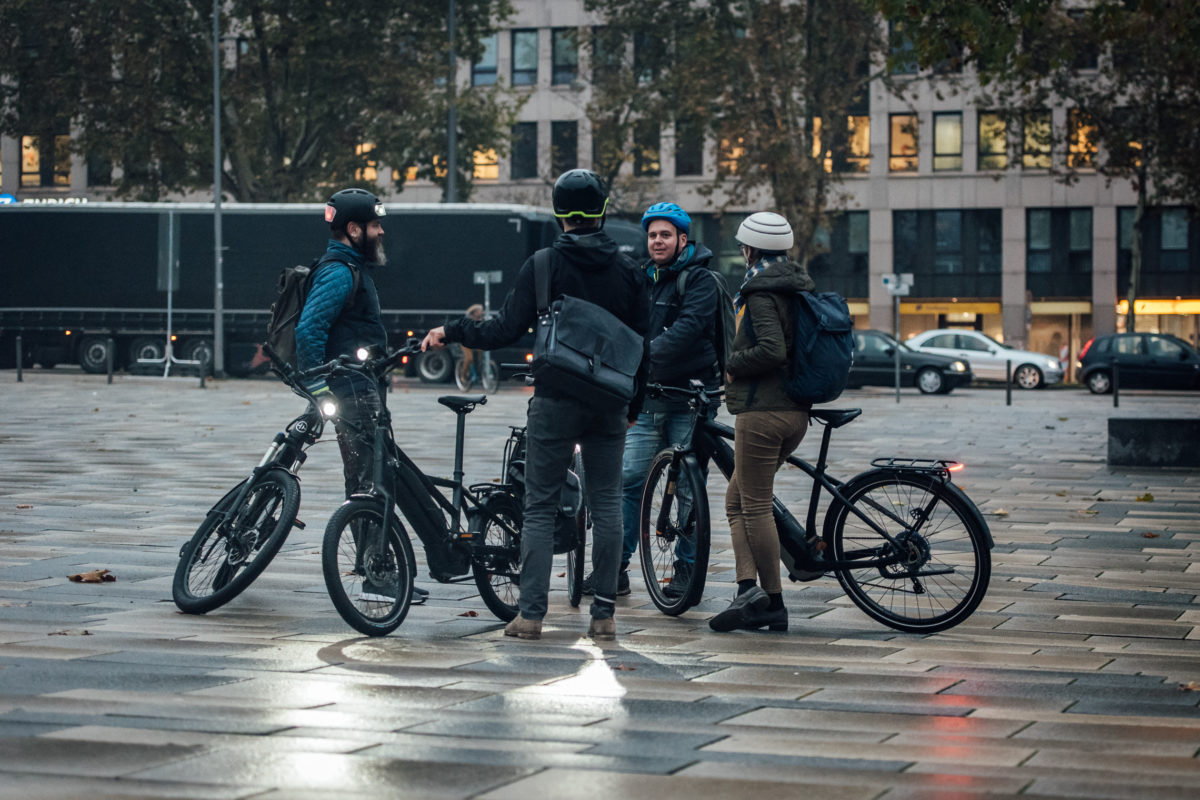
[641,202,691,235]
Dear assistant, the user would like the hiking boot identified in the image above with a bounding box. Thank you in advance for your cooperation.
[708,586,770,632]
[663,560,692,599]
[587,616,616,641]
[503,614,542,640]
[581,569,631,597]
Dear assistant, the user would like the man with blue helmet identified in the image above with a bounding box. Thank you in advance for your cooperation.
[582,201,724,599]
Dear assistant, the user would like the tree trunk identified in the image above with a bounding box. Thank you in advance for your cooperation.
[1127,172,1146,333]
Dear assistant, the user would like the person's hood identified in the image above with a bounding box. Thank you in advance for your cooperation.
[551,229,621,271]
[742,258,816,294]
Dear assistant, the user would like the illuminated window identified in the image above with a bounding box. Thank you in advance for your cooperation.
[355,142,377,182]
[718,136,744,175]
[889,114,918,172]
[1022,110,1051,169]
[472,34,498,86]
[511,30,537,86]
[812,117,870,173]
[552,28,577,85]
[933,112,962,171]
[977,112,1008,170]
[633,120,659,177]
[1067,109,1096,169]
[473,148,498,181]
[20,136,40,187]
[21,134,70,188]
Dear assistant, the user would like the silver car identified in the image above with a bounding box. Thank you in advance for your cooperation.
[907,329,1064,389]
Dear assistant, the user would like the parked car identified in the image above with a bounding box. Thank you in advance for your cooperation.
[1078,333,1200,393]
[907,329,1064,389]
[848,330,973,394]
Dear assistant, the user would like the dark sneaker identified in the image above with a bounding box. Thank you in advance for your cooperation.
[741,604,788,632]
[663,560,692,599]
[581,569,631,597]
[708,586,769,632]
[411,586,429,605]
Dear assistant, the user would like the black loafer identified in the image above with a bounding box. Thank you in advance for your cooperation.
[709,586,769,632]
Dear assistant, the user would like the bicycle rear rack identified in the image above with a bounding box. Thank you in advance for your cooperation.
[871,457,962,478]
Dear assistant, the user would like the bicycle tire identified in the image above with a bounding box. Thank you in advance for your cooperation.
[481,359,500,394]
[566,450,587,608]
[472,490,523,621]
[454,361,473,392]
[823,469,991,633]
[322,499,416,637]
[173,469,300,614]
[639,449,709,616]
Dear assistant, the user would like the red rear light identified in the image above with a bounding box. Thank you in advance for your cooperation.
[401,355,409,365]
[1079,338,1094,359]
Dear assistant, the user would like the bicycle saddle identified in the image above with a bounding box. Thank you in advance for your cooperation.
[438,394,487,413]
[810,408,861,428]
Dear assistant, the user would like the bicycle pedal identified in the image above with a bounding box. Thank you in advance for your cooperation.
[292,518,307,530]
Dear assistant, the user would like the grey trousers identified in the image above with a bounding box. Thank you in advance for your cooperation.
[521,395,627,620]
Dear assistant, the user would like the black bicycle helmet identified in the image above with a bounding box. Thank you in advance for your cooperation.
[325,188,385,231]
[551,169,609,221]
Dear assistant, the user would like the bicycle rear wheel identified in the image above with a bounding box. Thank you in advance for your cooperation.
[322,499,416,637]
[472,490,523,621]
[173,469,300,614]
[823,470,991,633]
[639,449,709,615]
[481,359,500,394]
[566,450,587,608]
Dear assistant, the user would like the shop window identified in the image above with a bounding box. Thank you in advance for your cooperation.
[472,34,498,86]
[551,120,577,174]
[933,112,962,171]
[1161,208,1189,272]
[472,148,498,181]
[1022,110,1052,169]
[1027,209,1052,273]
[511,29,537,86]
[510,122,537,180]
[633,120,660,177]
[848,212,869,255]
[978,112,1008,171]
[889,114,918,172]
[1068,109,1096,169]
[934,211,963,274]
[1069,208,1092,273]
[552,28,577,85]
[21,133,70,188]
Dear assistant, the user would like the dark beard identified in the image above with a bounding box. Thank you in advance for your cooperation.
[361,233,386,266]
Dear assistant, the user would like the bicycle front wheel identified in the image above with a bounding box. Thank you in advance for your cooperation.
[322,499,416,637]
[481,358,500,394]
[565,450,587,608]
[472,490,523,621]
[173,469,300,614]
[823,470,991,633]
[639,449,709,615]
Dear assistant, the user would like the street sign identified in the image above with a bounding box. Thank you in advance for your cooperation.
[882,272,913,297]
[474,270,503,284]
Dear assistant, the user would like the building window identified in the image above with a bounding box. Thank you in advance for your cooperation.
[1027,207,1092,296]
[807,211,870,298]
[551,120,577,174]
[674,117,703,177]
[473,148,498,181]
[933,112,962,171]
[1068,10,1099,70]
[472,34,498,86]
[551,28,577,85]
[813,116,870,173]
[21,133,70,188]
[510,122,537,180]
[355,142,377,182]
[1067,109,1096,169]
[1022,110,1052,169]
[718,136,744,175]
[1069,208,1092,273]
[1027,209,1052,273]
[934,211,962,274]
[1161,208,1189,272]
[889,20,917,75]
[591,27,623,84]
[86,153,112,187]
[511,29,537,86]
[633,32,658,84]
[889,114,918,172]
[978,112,1008,171]
[633,120,660,177]
[591,119,623,178]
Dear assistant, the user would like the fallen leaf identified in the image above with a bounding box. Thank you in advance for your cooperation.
[1136,492,1154,502]
[68,569,116,583]
[1055,491,1068,497]
[988,509,1009,517]
[92,407,99,412]
[242,401,251,406]
[557,572,566,578]
[48,629,92,636]
[458,610,479,617]
[1179,681,1200,692]
[1076,509,1099,516]
[15,504,33,510]
[1057,417,1068,421]
[615,664,636,671]
[1142,532,1160,538]
[1044,425,1055,430]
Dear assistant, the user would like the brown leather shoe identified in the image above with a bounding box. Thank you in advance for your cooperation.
[503,615,542,640]
[587,616,616,640]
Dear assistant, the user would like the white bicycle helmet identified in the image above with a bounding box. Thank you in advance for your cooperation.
[735,211,794,252]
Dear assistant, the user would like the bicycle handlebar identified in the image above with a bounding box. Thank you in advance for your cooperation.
[262,340,423,396]
[646,382,725,401]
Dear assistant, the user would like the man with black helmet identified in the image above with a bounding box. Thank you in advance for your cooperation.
[422,169,649,640]
[297,188,428,604]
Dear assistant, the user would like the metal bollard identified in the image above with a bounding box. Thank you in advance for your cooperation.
[1005,359,1012,406]
[1112,359,1120,408]
[106,337,115,385]
[15,335,22,382]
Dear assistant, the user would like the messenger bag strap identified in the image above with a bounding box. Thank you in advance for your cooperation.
[533,248,552,314]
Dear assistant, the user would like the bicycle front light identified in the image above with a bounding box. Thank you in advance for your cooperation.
[320,399,338,418]
[356,347,370,362]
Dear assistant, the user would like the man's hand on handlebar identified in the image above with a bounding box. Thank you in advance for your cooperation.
[421,327,446,351]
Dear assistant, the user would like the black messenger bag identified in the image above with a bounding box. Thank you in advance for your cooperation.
[531,249,642,410]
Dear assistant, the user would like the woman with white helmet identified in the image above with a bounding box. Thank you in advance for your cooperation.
[710,211,816,634]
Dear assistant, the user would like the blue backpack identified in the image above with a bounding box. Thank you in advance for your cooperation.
[784,291,854,405]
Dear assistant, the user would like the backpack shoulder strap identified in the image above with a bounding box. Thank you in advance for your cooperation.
[533,248,552,314]
[674,264,695,299]
[309,255,361,311]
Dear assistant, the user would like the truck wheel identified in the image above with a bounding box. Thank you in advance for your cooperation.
[180,338,213,367]
[78,336,115,374]
[128,337,165,365]
[417,349,453,383]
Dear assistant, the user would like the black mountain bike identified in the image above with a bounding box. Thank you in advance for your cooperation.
[172,345,332,613]
[640,383,993,633]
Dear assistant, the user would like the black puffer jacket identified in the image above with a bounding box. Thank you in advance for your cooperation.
[444,227,651,418]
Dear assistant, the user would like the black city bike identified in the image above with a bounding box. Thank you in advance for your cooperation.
[172,346,331,614]
[640,383,993,633]
[316,345,584,636]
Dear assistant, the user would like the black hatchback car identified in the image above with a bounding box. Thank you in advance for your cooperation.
[1078,333,1200,393]
[848,330,973,394]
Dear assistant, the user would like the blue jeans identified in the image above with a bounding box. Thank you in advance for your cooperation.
[620,409,708,568]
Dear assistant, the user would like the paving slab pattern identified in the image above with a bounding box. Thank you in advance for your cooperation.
[0,371,1197,798]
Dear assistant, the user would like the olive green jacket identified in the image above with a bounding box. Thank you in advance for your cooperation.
[725,258,816,414]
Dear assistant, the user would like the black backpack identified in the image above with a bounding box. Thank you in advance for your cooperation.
[674,265,736,376]
[265,254,361,368]
[782,291,855,405]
